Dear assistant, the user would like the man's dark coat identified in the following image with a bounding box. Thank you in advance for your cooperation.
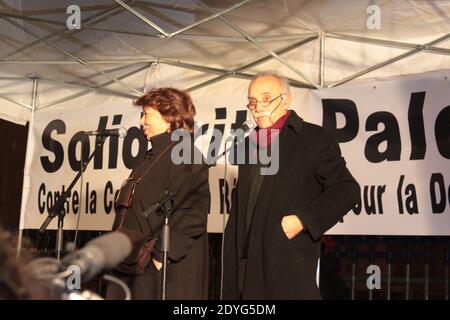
[223,111,360,299]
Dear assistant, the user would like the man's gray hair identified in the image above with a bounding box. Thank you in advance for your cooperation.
[249,70,291,96]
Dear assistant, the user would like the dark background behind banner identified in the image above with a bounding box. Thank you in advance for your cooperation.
[1,119,449,300]
[0,118,28,230]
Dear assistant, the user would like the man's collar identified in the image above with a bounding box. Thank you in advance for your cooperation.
[284,109,303,134]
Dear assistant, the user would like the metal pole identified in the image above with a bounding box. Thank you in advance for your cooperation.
[162,57,314,91]
[1,16,143,96]
[16,77,38,260]
[161,215,170,300]
[0,12,62,26]
[368,240,375,300]
[16,230,23,261]
[194,0,319,88]
[319,34,325,88]
[30,77,39,112]
[424,238,431,300]
[405,262,410,300]
[327,32,450,56]
[38,63,151,110]
[328,33,450,88]
[0,94,32,109]
[404,238,412,300]
[161,59,242,76]
[169,0,252,38]
[79,26,317,42]
[444,240,449,300]
[186,36,317,92]
[0,76,32,80]
[351,239,358,300]
[387,260,392,300]
[386,237,393,301]
[1,59,157,65]
[0,2,130,62]
[74,135,86,249]
[113,0,170,37]
[56,215,64,261]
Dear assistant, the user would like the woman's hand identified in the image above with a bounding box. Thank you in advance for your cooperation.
[153,258,162,270]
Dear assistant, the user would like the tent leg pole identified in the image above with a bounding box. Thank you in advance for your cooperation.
[17,76,39,261]
[319,34,325,88]
[16,229,24,261]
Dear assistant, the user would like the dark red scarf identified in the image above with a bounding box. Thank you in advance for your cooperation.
[249,110,291,148]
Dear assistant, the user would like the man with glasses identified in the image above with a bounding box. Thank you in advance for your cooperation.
[223,71,360,299]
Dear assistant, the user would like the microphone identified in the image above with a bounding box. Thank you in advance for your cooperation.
[61,232,132,283]
[241,120,256,131]
[84,127,127,138]
[229,120,255,139]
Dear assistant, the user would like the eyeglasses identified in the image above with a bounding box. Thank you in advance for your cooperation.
[247,94,284,110]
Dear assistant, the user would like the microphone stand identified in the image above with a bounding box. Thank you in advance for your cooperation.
[38,135,108,260]
[142,128,252,300]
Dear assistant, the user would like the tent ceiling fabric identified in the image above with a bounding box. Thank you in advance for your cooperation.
[0,0,449,123]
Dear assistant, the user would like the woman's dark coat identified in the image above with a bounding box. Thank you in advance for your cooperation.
[107,132,210,300]
[223,111,360,299]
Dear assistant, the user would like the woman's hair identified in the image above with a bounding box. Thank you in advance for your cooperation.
[134,88,196,133]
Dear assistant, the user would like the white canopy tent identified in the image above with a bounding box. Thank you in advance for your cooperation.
[1,0,449,125]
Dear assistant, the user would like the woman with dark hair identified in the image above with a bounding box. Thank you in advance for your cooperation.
[106,88,210,300]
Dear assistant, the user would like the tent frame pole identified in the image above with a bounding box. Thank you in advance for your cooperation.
[185,36,318,91]
[160,59,312,89]
[0,94,32,109]
[319,33,325,88]
[38,62,151,110]
[113,0,251,38]
[112,0,169,37]
[194,0,319,89]
[2,15,143,96]
[69,26,318,42]
[327,32,450,56]
[0,2,131,62]
[0,59,157,65]
[1,1,449,108]
[328,33,450,88]
[170,0,251,38]
[16,76,38,260]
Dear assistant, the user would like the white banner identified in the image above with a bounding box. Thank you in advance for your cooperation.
[20,103,148,230]
[19,72,450,235]
[311,72,450,235]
